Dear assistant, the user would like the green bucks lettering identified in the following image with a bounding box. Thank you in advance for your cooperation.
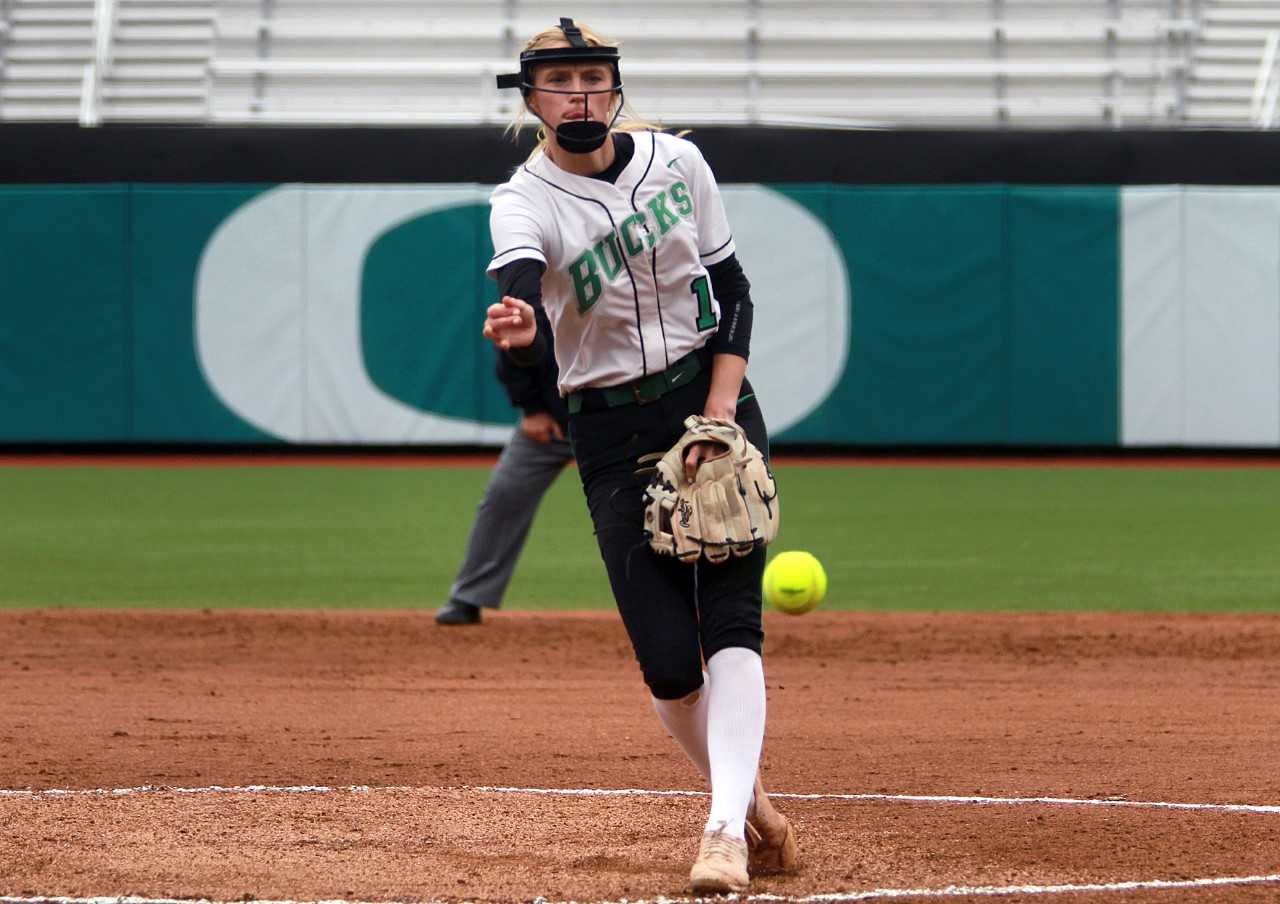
[594,234,624,281]
[670,181,693,217]
[567,183,698,313]
[647,192,679,235]
[569,250,602,313]
[620,213,647,256]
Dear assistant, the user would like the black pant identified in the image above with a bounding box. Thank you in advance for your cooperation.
[568,367,769,701]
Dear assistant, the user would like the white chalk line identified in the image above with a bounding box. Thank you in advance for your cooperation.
[471,785,1280,816]
[5,874,1280,904]
[3,783,1279,816]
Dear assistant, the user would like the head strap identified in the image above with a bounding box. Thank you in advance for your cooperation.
[559,17,588,48]
[495,18,622,92]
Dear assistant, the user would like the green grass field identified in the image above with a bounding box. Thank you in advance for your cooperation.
[1,463,1278,611]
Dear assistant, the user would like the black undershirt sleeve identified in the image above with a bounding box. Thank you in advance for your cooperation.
[706,253,754,361]
[495,258,549,367]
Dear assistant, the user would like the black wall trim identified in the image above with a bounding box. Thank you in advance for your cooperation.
[3,123,1279,185]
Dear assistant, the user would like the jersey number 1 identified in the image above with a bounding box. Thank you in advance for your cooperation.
[691,275,717,331]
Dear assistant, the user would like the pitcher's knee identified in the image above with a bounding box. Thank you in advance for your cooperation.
[645,664,704,701]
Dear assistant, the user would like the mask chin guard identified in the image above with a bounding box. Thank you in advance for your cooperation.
[555,119,612,153]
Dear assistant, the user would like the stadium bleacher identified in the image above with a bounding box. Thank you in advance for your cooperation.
[0,0,214,122]
[0,0,1276,127]
[1188,0,1280,124]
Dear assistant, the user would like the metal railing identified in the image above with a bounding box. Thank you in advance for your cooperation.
[79,0,117,126]
[1251,30,1279,128]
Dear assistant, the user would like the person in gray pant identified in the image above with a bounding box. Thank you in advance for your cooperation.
[436,338,571,625]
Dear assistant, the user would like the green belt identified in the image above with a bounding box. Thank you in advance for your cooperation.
[567,349,703,415]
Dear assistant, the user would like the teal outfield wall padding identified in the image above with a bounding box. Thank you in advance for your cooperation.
[0,187,131,440]
[1007,188,1118,445]
[773,185,1119,446]
[3,182,1123,446]
[0,185,277,443]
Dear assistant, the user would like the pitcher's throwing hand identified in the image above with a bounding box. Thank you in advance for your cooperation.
[483,296,536,350]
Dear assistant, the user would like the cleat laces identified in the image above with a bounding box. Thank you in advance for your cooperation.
[701,822,744,864]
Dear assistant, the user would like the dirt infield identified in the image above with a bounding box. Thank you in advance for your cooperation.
[3,609,1280,903]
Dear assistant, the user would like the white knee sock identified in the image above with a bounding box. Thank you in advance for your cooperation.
[651,672,712,784]
[703,646,766,839]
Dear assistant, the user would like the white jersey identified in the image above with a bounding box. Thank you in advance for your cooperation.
[487,130,736,395]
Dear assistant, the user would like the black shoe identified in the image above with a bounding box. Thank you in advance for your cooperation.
[435,599,482,626]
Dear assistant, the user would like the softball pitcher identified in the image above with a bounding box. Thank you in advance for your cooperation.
[484,19,799,893]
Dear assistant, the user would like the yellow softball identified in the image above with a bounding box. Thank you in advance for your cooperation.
[762,550,828,615]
